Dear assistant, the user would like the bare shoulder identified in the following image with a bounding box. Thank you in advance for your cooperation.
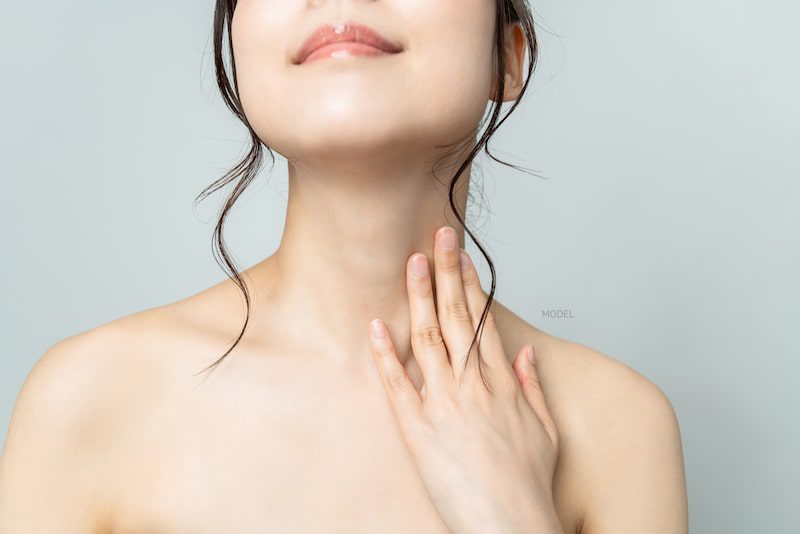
[0,305,184,532]
[493,301,689,534]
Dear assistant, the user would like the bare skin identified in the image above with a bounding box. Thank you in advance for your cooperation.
[0,266,688,533]
[0,2,688,531]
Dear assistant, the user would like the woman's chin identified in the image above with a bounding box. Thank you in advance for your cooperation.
[292,123,409,152]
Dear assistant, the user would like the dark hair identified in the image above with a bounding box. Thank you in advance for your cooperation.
[192,1,541,394]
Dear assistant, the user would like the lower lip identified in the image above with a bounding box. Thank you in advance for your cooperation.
[301,42,399,64]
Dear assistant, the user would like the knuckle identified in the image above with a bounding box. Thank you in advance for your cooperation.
[445,300,472,321]
[426,393,460,422]
[495,374,520,398]
[461,269,482,289]
[524,375,544,394]
[438,253,462,274]
[482,310,498,329]
[388,370,407,391]
[482,368,518,398]
[417,324,444,347]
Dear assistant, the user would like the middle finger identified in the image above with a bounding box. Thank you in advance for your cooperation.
[433,226,480,382]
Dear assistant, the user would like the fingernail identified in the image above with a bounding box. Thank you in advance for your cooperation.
[459,248,472,272]
[370,319,387,338]
[527,345,536,364]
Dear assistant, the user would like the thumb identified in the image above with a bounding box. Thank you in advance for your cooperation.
[514,344,560,449]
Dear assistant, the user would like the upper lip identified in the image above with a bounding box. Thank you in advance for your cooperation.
[293,20,403,64]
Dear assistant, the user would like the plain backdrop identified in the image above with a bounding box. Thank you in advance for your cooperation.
[1,1,798,532]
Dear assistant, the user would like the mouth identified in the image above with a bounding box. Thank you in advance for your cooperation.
[293,21,404,65]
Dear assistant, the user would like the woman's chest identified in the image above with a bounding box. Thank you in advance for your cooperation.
[105,363,579,533]
[108,379,450,533]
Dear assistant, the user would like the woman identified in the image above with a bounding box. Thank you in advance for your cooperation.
[0,1,688,532]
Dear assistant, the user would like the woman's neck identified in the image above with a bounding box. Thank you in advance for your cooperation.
[247,155,471,372]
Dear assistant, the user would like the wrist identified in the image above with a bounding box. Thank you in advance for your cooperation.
[503,505,563,534]
[451,486,564,534]
[501,489,564,534]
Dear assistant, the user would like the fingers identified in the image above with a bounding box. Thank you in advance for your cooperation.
[369,318,423,427]
[432,227,481,382]
[406,252,456,395]
[457,247,514,373]
[513,345,560,449]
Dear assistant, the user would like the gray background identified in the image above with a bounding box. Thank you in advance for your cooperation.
[1,1,798,532]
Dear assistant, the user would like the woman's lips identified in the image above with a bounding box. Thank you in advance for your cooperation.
[302,41,396,64]
[294,21,403,65]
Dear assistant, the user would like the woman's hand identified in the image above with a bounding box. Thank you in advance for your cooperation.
[367,226,563,534]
